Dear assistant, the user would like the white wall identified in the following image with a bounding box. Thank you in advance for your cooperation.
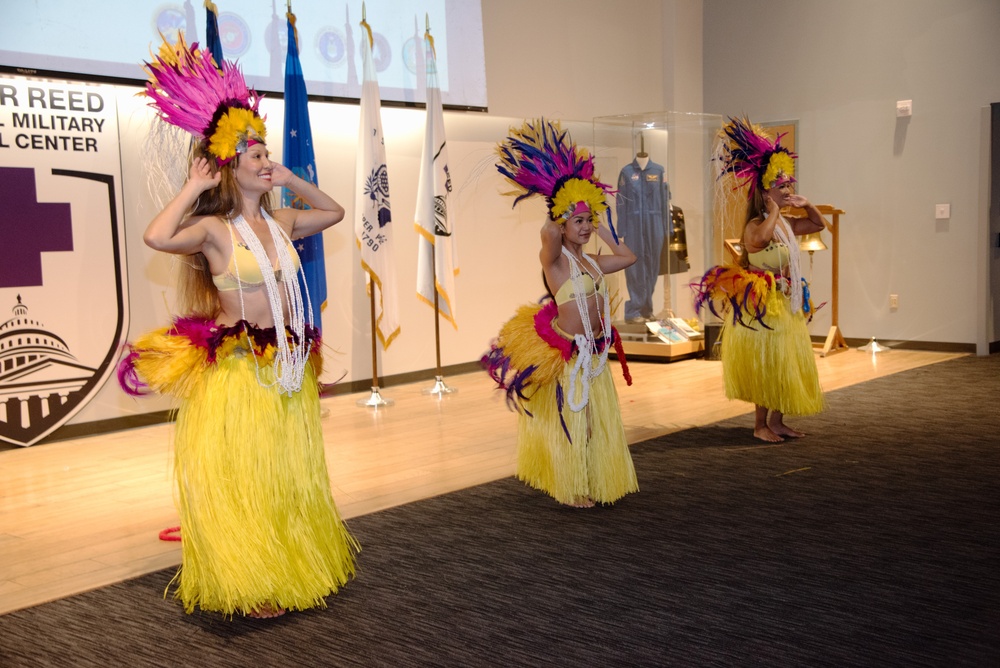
[703,0,1000,349]
[480,0,668,119]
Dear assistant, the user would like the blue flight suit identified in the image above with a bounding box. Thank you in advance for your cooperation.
[616,159,668,321]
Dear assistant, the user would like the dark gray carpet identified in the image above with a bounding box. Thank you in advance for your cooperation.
[2,355,998,667]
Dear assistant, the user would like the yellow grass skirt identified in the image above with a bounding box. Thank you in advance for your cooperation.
[517,359,638,505]
[485,302,638,505]
[124,324,358,615]
[721,289,824,416]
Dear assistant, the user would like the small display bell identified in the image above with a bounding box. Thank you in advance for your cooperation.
[799,231,827,253]
[668,205,688,254]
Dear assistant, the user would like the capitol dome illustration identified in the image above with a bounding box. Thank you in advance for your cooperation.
[0,295,95,445]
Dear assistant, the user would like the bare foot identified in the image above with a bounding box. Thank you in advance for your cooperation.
[753,426,785,443]
[564,496,596,508]
[247,604,286,619]
[769,421,806,438]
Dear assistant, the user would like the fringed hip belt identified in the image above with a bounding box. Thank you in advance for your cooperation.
[481,300,631,415]
[692,265,821,329]
[118,317,321,398]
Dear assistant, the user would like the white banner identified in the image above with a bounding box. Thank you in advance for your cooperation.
[414,37,458,329]
[354,28,400,349]
[0,77,127,446]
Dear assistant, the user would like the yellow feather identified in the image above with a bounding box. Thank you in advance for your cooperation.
[495,304,566,389]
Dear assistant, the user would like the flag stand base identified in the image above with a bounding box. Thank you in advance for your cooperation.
[858,337,890,354]
[357,386,394,408]
[421,375,458,397]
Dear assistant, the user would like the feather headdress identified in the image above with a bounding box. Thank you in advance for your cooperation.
[717,116,796,199]
[143,33,266,165]
[496,119,613,225]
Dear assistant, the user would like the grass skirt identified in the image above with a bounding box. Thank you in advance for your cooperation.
[482,302,638,505]
[517,359,638,505]
[721,288,824,416]
[120,321,358,615]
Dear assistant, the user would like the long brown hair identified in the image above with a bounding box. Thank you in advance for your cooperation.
[176,143,275,318]
[735,187,769,268]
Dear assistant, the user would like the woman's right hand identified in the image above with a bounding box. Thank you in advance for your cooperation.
[764,194,779,216]
[143,157,219,253]
[188,157,222,193]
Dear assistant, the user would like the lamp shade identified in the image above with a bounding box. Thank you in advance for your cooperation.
[799,231,827,252]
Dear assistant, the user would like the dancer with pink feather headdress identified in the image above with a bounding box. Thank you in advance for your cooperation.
[482,119,639,508]
[693,116,826,443]
[118,35,356,618]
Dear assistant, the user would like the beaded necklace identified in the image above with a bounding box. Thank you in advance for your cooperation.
[228,210,313,395]
[771,214,803,313]
[561,246,610,412]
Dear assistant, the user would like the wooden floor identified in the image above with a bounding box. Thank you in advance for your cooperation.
[0,349,964,616]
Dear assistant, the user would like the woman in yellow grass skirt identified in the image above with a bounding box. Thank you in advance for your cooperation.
[694,116,826,443]
[118,36,357,618]
[483,120,639,507]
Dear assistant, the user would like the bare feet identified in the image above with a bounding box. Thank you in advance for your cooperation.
[753,426,785,443]
[564,496,596,508]
[247,603,286,619]
[768,421,806,438]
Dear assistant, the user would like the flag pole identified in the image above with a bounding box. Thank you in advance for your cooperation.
[419,15,456,398]
[355,6,397,408]
[358,280,393,407]
[421,241,456,396]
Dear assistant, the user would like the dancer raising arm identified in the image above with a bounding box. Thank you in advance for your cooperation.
[483,119,639,508]
[119,35,357,619]
[694,116,825,443]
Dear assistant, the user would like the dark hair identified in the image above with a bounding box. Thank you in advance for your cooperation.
[737,188,768,268]
[542,270,554,299]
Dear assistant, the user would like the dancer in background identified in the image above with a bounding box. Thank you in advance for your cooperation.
[483,119,639,507]
[694,116,825,443]
[119,35,357,618]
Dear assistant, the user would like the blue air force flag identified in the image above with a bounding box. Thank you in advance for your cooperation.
[282,11,326,329]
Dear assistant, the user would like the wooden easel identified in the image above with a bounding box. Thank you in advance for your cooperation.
[792,204,848,356]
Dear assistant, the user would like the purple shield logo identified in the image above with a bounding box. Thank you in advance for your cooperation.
[0,167,127,446]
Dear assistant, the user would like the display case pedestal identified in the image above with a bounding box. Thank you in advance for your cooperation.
[613,321,704,362]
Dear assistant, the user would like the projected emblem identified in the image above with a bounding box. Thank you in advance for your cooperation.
[360,32,392,72]
[153,7,187,44]
[0,167,127,447]
[219,12,251,58]
[316,28,347,66]
[264,16,288,56]
[402,37,419,74]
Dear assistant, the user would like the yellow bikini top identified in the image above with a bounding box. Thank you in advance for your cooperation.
[212,237,300,292]
[554,274,603,305]
[747,240,790,275]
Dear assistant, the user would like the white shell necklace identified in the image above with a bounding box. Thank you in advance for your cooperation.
[561,246,610,412]
[771,214,803,314]
[229,209,314,395]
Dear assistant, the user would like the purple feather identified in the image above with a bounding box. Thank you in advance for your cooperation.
[116,347,149,397]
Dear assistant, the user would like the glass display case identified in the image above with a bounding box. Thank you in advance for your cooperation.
[592,111,723,361]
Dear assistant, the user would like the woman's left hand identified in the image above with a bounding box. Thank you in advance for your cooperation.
[786,194,811,208]
[269,162,296,188]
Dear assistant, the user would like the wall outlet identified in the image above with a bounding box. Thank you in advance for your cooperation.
[889,294,899,309]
